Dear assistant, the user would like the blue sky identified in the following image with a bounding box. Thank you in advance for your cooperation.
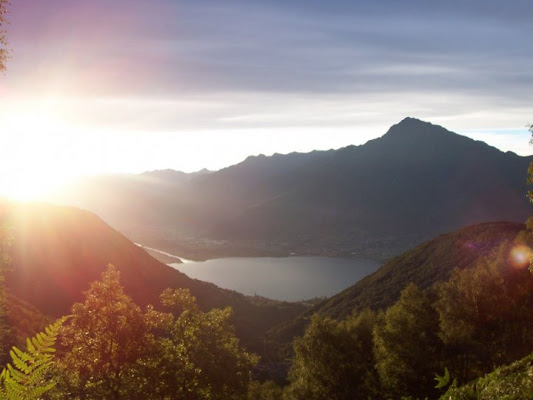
[0,0,531,197]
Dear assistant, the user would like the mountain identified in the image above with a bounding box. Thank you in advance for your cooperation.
[0,202,307,350]
[266,221,525,349]
[140,168,212,184]
[50,118,533,260]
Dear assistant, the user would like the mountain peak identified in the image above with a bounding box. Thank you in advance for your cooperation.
[379,117,459,145]
[390,117,445,133]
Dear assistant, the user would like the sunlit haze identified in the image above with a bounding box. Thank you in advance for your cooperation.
[1,0,532,200]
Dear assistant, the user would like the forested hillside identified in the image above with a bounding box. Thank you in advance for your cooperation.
[0,202,307,353]
[267,221,523,350]
[280,223,533,399]
[2,214,531,399]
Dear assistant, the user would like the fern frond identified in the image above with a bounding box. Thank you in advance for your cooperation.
[0,316,69,400]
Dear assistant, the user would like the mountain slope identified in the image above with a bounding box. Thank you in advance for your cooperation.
[204,118,529,244]
[51,118,533,260]
[0,202,307,350]
[267,221,525,346]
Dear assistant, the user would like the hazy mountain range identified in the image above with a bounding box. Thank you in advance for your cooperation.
[51,118,532,260]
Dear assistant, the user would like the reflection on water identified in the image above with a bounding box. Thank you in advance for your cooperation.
[170,256,381,301]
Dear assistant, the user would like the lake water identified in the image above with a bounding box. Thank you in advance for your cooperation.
[168,256,381,301]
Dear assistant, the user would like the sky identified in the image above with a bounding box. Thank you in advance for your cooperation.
[0,0,532,199]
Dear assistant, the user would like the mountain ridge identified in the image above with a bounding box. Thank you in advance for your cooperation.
[49,118,533,260]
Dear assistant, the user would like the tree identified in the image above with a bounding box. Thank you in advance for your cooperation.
[142,288,257,400]
[54,266,256,400]
[285,309,379,400]
[0,0,9,72]
[373,283,442,399]
[55,264,148,399]
[527,124,533,203]
[0,225,13,366]
[247,380,283,400]
[435,246,533,383]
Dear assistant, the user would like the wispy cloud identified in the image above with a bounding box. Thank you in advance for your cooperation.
[0,0,531,175]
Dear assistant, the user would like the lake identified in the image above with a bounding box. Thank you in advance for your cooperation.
[168,256,381,301]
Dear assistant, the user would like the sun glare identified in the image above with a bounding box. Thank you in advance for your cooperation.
[509,245,532,270]
[0,104,77,201]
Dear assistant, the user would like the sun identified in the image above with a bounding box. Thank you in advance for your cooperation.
[0,103,76,201]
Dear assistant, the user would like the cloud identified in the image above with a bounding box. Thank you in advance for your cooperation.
[1,0,531,172]
[6,0,533,98]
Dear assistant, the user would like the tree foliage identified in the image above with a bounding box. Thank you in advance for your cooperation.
[528,123,533,203]
[0,0,9,72]
[247,380,283,400]
[284,226,533,399]
[285,309,379,400]
[440,352,533,400]
[142,288,257,400]
[56,264,148,399]
[0,224,13,366]
[53,264,256,400]
[435,244,533,383]
[373,283,442,399]
[0,317,67,400]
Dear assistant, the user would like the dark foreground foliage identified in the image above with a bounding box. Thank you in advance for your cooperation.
[440,352,533,400]
[1,222,532,399]
[284,225,533,399]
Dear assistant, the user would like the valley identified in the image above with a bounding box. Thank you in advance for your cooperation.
[2,0,532,397]
[50,118,533,263]
[1,118,532,399]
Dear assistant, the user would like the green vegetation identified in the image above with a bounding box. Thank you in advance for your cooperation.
[48,265,256,399]
[1,216,531,399]
[284,234,533,399]
[440,352,533,400]
[1,203,307,356]
[285,310,379,400]
[0,225,12,366]
[374,284,441,398]
[0,318,67,400]
[268,222,522,354]
[0,0,9,72]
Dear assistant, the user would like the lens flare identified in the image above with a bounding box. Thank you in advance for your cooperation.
[509,245,531,269]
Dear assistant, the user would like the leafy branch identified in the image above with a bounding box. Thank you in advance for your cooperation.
[0,316,69,400]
